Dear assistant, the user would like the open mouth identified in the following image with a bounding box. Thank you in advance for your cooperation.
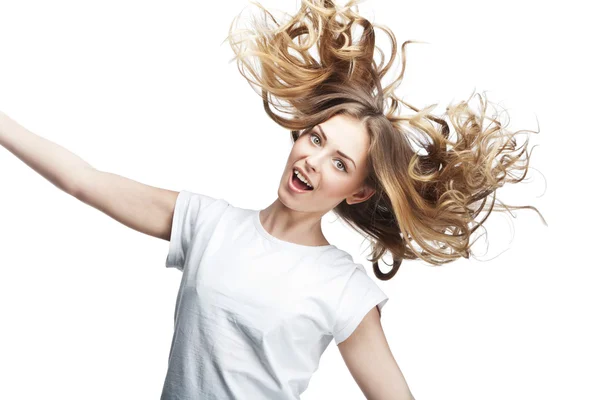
[290,169,313,192]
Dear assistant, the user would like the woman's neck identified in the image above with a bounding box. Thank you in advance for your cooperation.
[259,199,330,247]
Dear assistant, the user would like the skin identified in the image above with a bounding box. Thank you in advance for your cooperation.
[259,113,376,246]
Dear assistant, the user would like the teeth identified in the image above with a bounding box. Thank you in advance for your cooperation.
[294,169,313,188]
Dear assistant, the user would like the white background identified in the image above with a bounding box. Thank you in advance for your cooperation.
[0,0,595,399]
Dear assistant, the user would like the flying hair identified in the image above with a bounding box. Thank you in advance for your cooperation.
[224,0,547,280]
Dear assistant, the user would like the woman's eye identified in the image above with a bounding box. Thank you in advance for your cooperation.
[335,160,347,172]
[310,133,347,172]
[310,133,320,145]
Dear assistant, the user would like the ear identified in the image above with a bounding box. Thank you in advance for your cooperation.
[346,185,376,205]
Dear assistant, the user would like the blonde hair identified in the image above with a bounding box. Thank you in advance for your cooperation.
[225,0,547,280]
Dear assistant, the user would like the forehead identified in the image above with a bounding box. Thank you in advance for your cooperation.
[321,114,366,136]
[319,114,370,157]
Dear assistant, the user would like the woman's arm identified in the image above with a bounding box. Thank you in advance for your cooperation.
[338,307,415,400]
[74,168,180,241]
[0,111,93,195]
[0,111,180,241]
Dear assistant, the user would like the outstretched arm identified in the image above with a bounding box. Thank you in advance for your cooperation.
[0,111,179,241]
[0,111,93,195]
[73,168,179,241]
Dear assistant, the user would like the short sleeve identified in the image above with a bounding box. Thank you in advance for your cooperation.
[165,190,222,272]
[332,266,389,345]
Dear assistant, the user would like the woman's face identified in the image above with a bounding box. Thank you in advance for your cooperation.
[278,113,375,214]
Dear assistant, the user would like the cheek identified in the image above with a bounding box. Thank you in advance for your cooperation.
[294,138,311,152]
[287,141,314,168]
[319,174,355,197]
[286,145,301,164]
[288,140,306,159]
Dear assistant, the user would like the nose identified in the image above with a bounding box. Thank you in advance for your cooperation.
[305,154,320,173]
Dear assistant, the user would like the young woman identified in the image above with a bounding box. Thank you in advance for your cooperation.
[0,0,546,399]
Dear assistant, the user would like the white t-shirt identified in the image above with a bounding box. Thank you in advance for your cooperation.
[160,190,389,400]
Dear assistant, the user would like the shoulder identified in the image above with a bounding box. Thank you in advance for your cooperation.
[328,261,389,345]
[180,190,231,210]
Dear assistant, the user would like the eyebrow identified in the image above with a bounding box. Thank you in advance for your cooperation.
[315,125,357,169]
